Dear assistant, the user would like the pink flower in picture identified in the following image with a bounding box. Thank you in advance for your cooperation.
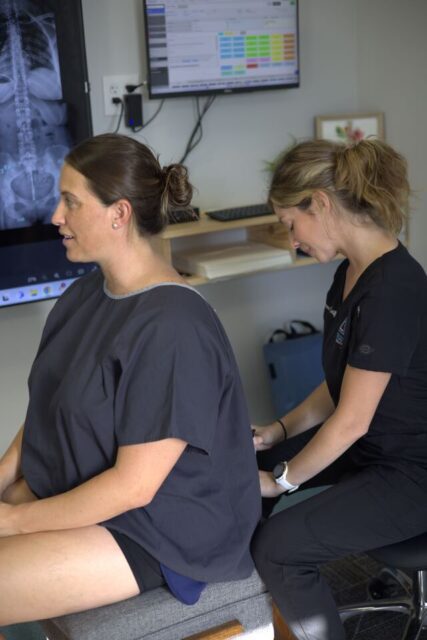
[335,122,366,143]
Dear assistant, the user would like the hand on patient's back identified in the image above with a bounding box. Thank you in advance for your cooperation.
[252,423,280,451]
[258,470,282,498]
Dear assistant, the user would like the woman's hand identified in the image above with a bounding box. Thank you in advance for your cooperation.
[2,478,37,505]
[0,478,10,501]
[0,480,38,537]
[0,471,16,501]
[0,502,18,537]
[252,422,284,451]
[0,425,25,501]
[259,470,283,498]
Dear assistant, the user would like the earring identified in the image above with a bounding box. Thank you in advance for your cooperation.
[112,222,119,230]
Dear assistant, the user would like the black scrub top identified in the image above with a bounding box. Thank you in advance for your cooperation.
[323,242,427,476]
[21,272,261,582]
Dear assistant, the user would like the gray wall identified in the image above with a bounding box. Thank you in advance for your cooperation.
[355,0,427,264]
[0,0,426,453]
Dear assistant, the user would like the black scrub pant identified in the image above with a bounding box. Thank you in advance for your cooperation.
[251,427,427,640]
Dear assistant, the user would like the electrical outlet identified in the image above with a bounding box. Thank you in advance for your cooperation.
[103,74,139,116]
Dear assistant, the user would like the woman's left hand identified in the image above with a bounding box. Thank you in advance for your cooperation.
[259,470,283,498]
[252,423,283,451]
[0,502,18,537]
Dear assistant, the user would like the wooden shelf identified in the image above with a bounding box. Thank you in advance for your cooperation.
[151,211,330,284]
[160,212,278,239]
[179,256,329,286]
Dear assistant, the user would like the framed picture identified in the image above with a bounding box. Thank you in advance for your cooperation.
[315,112,384,143]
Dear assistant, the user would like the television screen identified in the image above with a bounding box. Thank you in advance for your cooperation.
[143,0,299,98]
[0,0,93,309]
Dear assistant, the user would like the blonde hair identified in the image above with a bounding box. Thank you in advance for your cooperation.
[269,138,410,234]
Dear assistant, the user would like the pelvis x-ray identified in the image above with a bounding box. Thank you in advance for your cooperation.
[0,0,71,230]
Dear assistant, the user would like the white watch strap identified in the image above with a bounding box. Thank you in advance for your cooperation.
[275,462,299,493]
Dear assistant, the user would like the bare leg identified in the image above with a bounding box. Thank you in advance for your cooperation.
[0,483,28,638]
[1,477,42,630]
[0,525,140,626]
[0,480,140,627]
[0,484,36,637]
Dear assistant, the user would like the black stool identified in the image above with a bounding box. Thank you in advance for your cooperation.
[339,531,427,640]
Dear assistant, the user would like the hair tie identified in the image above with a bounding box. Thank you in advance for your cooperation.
[276,418,288,440]
[161,165,173,193]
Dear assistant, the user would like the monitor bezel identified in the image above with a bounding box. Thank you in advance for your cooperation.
[0,0,93,309]
[142,0,300,100]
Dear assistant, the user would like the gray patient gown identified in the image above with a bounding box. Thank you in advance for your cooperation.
[22,271,261,582]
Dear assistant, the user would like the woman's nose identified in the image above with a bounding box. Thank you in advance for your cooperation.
[51,202,64,227]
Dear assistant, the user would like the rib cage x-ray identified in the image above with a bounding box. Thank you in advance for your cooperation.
[0,0,71,230]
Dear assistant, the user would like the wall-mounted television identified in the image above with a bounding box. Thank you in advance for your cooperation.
[0,0,93,309]
[143,0,299,99]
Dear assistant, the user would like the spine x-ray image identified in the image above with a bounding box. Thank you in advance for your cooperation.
[0,0,71,230]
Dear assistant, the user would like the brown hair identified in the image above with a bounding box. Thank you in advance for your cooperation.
[65,133,193,235]
[269,138,410,234]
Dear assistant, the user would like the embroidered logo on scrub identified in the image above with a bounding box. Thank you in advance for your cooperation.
[325,303,337,317]
[336,318,348,346]
[358,344,374,355]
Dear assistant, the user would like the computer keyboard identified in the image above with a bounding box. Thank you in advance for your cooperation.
[168,207,200,224]
[206,203,272,222]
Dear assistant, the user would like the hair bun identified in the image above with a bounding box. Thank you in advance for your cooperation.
[160,163,193,214]
[334,138,409,233]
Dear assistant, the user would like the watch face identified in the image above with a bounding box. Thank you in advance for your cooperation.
[273,462,285,480]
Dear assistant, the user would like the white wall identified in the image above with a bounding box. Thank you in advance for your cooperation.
[0,0,426,453]
[0,299,55,439]
[84,0,359,209]
[355,0,427,269]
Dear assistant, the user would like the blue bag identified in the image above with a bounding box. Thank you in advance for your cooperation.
[263,320,324,416]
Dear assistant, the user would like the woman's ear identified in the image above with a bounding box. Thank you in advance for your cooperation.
[110,199,133,229]
[311,190,333,217]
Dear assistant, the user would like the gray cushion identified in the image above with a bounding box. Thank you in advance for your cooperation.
[40,570,272,640]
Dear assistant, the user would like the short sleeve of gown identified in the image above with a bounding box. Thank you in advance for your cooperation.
[113,302,230,454]
[348,283,420,376]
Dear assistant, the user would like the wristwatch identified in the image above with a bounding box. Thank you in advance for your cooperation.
[273,461,299,493]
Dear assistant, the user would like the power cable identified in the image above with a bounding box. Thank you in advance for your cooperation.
[179,95,217,164]
[112,97,124,133]
[132,99,165,133]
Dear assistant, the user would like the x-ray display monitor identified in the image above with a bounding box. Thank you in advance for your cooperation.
[0,0,93,309]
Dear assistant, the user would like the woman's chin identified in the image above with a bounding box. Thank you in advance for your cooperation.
[313,252,330,263]
[64,251,79,263]
[313,249,340,263]
[64,245,92,263]
[65,249,87,264]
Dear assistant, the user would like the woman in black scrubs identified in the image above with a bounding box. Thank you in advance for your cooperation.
[252,138,427,640]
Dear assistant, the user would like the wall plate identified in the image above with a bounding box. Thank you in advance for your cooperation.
[102,74,139,116]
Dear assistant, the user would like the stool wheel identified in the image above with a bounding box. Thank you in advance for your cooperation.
[368,575,400,600]
[369,567,413,601]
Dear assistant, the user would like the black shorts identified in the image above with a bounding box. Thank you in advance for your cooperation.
[106,527,165,593]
